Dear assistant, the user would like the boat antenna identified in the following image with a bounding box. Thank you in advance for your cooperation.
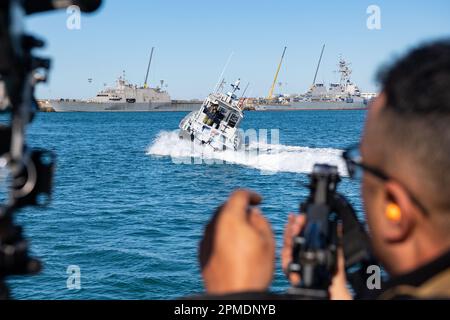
[238,82,250,108]
[240,82,250,99]
[213,52,234,93]
[312,44,325,86]
[218,78,226,92]
[144,47,154,88]
[267,46,287,100]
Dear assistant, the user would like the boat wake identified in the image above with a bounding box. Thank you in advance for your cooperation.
[147,130,347,175]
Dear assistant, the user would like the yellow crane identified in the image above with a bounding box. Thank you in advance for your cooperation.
[143,47,155,89]
[267,46,287,100]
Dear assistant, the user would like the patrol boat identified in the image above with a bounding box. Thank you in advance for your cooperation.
[178,79,244,151]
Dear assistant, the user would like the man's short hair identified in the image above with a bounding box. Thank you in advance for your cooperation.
[376,39,450,212]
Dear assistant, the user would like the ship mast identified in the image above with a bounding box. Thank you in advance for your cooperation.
[267,46,287,100]
[144,47,154,88]
[338,56,351,90]
[312,44,325,86]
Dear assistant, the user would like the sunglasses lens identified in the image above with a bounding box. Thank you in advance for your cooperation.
[344,147,363,179]
[353,164,364,180]
[346,160,355,178]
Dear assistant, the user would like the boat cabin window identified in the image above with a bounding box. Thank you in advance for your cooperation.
[217,107,226,116]
[204,102,218,114]
[227,113,239,128]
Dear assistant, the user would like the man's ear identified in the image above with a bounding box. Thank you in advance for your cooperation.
[382,181,418,243]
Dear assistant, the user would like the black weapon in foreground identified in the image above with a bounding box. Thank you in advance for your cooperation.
[288,164,378,299]
[0,0,101,299]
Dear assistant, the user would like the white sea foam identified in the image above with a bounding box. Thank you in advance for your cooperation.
[147,130,347,175]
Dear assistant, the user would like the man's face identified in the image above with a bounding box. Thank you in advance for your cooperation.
[360,94,392,266]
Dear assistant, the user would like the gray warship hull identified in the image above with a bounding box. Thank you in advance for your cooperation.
[49,100,202,112]
[257,100,367,111]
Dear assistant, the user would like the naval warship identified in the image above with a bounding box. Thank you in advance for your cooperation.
[49,48,201,112]
[257,45,371,110]
[286,56,368,110]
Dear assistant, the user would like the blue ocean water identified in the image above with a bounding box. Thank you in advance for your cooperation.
[6,110,366,299]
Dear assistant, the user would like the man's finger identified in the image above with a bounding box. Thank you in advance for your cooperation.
[282,214,306,278]
[281,214,296,274]
[248,208,274,240]
[283,214,295,248]
[292,214,306,236]
[329,247,352,300]
[289,273,301,286]
[222,189,262,221]
[337,222,343,238]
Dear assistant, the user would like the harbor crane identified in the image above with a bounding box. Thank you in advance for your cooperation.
[267,46,287,100]
[312,44,325,86]
[144,47,155,88]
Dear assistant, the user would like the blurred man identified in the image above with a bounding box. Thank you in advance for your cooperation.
[200,40,450,299]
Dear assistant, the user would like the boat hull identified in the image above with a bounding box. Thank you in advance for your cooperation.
[49,100,202,112]
[257,100,367,111]
[178,111,242,151]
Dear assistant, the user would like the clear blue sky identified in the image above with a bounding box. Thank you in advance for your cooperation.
[28,0,450,100]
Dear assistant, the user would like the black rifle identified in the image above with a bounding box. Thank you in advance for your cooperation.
[0,0,101,299]
[287,164,379,299]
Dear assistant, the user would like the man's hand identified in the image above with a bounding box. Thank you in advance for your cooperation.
[203,189,275,294]
[281,213,353,300]
[281,213,305,285]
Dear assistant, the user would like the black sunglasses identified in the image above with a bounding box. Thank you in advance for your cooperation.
[342,145,429,216]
